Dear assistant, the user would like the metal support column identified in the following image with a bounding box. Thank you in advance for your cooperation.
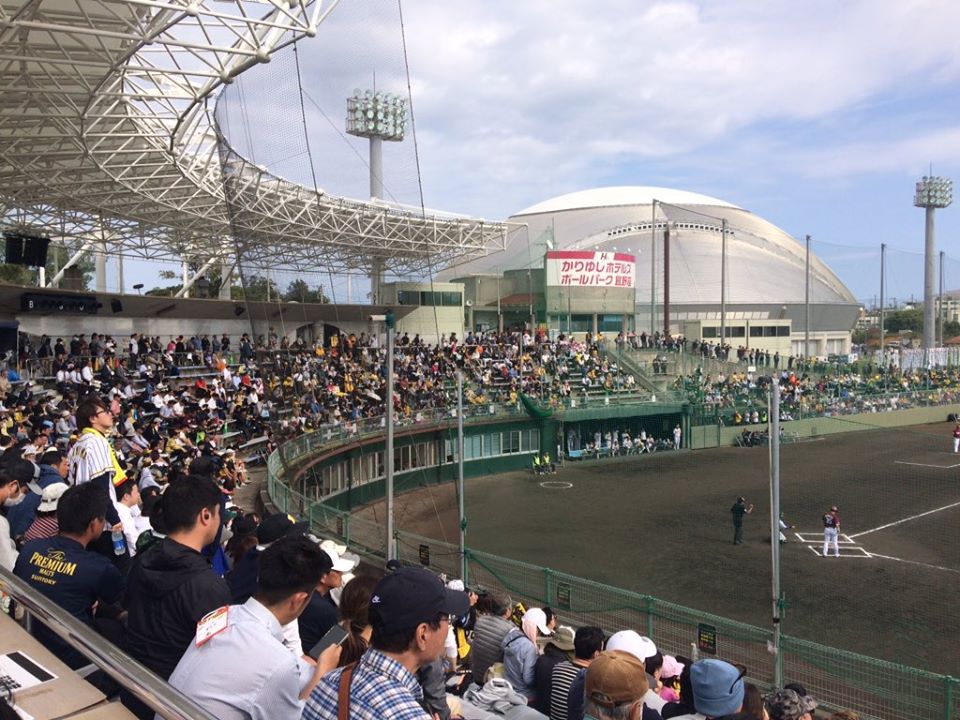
[663,223,671,335]
[939,250,945,347]
[720,219,727,344]
[385,316,396,560]
[769,380,783,689]
[95,243,107,293]
[650,200,657,334]
[219,259,233,300]
[46,239,96,287]
[924,207,936,351]
[804,235,811,356]
[457,371,466,582]
[880,243,886,357]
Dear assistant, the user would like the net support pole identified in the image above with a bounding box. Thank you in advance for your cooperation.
[386,320,396,561]
[457,370,466,582]
[939,250,945,349]
[880,243,886,359]
[650,200,657,334]
[804,235,811,357]
[720,218,727,345]
[769,379,783,689]
[663,223,671,336]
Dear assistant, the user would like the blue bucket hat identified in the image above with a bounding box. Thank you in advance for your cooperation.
[690,659,745,717]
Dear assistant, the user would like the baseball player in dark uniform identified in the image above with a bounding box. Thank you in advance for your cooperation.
[822,505,841,557]
[731,496,754,545]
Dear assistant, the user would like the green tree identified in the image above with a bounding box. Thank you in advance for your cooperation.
[232,274,279,302]
[0,237,94,289]
[282,278,329,303]
[884,308,923,333]
[146,270,181,297]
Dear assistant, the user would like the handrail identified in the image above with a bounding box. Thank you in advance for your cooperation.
[0,566,218,720]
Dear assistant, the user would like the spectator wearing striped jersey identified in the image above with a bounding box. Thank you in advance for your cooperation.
[67,396,123,532]
[548,625,604,720]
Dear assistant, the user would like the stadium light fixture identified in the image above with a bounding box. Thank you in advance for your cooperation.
[346,89,407,142]
[914,176,953,209]
[345,87,408,306]
[914,175,953,350]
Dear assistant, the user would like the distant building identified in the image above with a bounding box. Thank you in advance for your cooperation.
[441,186,860,356]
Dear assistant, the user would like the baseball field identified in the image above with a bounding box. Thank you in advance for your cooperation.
[359,419,960,676]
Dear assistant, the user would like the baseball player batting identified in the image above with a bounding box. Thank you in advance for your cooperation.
[822,505,841,558]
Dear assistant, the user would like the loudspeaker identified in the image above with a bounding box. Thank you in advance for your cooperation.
[22,236,49,267]
[4,234,24,265]
[3,233,49,266]
[21,292,99,315]
[111,299,123,313]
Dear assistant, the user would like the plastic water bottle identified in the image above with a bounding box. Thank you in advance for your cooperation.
[111,527,125,556]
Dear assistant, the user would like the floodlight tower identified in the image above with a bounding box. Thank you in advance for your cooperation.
[914,175,953,350]
[346,89,408,304]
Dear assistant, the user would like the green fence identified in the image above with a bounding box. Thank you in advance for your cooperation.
[266,414,960,720]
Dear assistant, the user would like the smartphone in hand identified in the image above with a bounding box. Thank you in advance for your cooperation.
[307,624,349,661]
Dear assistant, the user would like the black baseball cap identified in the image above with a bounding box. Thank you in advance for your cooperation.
[370,567,470,634]
[256,513,309,545]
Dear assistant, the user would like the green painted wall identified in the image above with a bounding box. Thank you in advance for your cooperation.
[690,403,960,449]
[296,409,679,511]
[322,452,532,511]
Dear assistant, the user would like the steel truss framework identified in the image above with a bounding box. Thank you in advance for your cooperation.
[0,0,507,277]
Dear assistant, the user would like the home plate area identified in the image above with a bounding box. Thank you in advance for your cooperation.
[793,532,871,557]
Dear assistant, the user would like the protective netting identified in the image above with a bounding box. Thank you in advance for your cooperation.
[267,447,960,720]
[212,0,508,324]
[646,200,960,357]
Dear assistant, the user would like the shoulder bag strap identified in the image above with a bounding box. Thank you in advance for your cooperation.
[337,662,357,720]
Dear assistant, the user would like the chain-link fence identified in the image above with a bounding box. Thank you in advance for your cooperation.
[266,421,960,720]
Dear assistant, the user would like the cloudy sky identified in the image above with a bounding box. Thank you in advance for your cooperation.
[214,0,960,304]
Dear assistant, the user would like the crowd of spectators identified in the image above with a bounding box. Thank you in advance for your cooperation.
[679,363,960,427]
[18,328,649,443]
[0,458,878,720]
[0,327,907,719]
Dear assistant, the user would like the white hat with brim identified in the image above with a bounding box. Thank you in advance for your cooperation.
[38,482,69,512]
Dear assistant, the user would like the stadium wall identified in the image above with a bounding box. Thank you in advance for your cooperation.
[689,402,960,449]
[266,408,960,720]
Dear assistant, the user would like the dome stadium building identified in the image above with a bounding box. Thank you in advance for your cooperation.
[443,186,860,357]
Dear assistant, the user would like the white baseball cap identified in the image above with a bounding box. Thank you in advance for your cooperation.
[322,546,357,573]
[38,482,69,512]
[606,630,657,662]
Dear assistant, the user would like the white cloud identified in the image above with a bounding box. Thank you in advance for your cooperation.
[373,0,960,216]
[230,0,960,224]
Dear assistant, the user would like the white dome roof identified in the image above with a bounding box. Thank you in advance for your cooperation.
[513,186,741,216]
[442,185,856,306]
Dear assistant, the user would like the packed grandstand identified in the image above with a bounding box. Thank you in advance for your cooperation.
[0,327,929,719]
[0,0,952,717]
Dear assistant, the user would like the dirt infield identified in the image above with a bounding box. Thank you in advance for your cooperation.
[358,420,960,675]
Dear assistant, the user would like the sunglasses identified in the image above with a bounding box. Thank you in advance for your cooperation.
[729,664,747,694]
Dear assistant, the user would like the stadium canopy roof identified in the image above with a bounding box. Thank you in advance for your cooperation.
[0,0,507,275]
